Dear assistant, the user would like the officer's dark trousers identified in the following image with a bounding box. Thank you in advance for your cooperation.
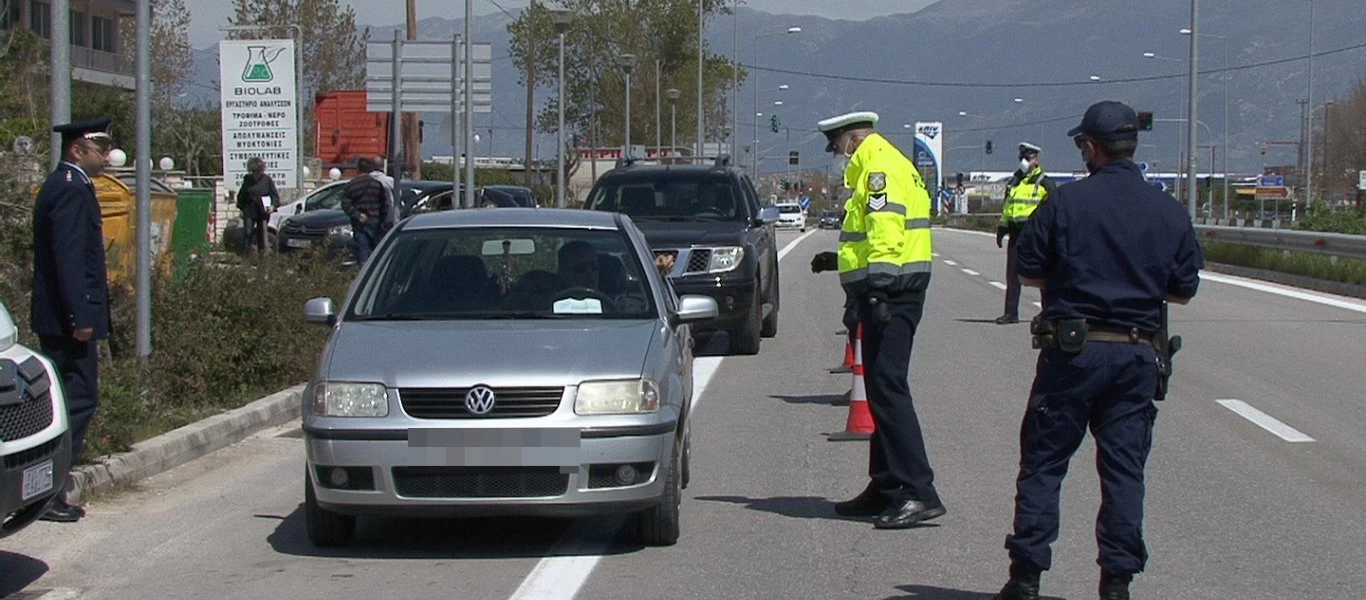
[858,300,940,505]
[1006,343,1160,576]
[39,335,100,460]
[1003,231,1021,318]
[842,293,860,352]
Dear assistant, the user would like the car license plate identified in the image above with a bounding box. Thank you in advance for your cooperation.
[21,459,54,501]
[285,238,312,248]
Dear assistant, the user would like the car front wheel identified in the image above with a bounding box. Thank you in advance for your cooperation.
[637,443,681,546]
[305,472,356,547]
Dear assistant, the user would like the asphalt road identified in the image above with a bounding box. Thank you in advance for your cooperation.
[5,227,1366,600]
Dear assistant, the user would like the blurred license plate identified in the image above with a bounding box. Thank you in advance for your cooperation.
[21,460,54,501]
[285,238,312,248]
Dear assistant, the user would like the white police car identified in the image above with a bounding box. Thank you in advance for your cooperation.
[0,300,72,538]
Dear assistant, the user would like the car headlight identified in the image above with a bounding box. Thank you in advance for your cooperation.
[313,382,389,417]
[327,225,353,238]
[707,246,745,273]
[575,379,660,415]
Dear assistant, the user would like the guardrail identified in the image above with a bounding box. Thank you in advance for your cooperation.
[941,213,1366,261]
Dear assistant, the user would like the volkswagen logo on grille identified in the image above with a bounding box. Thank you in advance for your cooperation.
[464,385,497,415]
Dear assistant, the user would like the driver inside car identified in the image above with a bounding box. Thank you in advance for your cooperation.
[556,241,653,314]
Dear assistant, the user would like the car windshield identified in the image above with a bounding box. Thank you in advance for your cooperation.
[778,205,801,214]
[347,227,657,321]
[303,183,344,211]
[585,174,748,221]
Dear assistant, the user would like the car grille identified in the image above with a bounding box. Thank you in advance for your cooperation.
[0,357,55,442]
[392,466,570,498]
[3,436,61,469]
[399,387,564,419]
[685,249,712,273]
[281,222,329,237]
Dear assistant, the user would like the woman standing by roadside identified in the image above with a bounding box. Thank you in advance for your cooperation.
[235,157,281,255]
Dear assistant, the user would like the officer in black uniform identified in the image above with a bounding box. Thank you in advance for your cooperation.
[31,118,114,523]
[994,102,1203,600]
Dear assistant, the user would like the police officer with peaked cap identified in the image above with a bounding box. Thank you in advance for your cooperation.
[995,142,1056,324]
[809,111,946,529]
[31,118,114,523]
[993,101,1203,600]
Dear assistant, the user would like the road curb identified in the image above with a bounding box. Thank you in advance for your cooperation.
[67,384,305,505]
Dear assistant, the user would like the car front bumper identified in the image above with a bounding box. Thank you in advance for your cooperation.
[304,423,674,517]
[672,276,757,331]
[1,431,72,534]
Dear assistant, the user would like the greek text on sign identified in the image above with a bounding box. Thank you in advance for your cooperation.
[220,40,298,190]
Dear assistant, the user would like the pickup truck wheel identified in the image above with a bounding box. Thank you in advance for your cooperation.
[729,292,762,355]
[637,443,681,546]
[305,473,356,547]
[761,263,779,338]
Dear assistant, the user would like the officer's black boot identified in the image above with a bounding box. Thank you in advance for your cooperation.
[994,562,1041,600]
[1099,571,1132,600]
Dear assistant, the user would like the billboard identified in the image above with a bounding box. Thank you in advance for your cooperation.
[220,40,299,190]
[914,122,943,199]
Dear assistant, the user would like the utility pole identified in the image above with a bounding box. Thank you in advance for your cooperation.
[1297,99,1308,199]
[525,0,538,187]
[696,0,704,161]
[1185,0,1199,219]
[406,0,421,180]
[1305,0,1315,204]
[51,0,71,169]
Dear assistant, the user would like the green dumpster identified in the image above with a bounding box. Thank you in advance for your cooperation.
[172,188,214,276]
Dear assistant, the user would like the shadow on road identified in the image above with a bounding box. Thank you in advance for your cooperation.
[695,494,874,523]
[883,584,1065,599]
[0,551,49,596]
[770,393,846,406]
[264,504,635,560]
[954,318,1015,325]
[692,332,733,357]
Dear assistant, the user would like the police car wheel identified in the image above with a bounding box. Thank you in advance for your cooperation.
[305,473,356,547]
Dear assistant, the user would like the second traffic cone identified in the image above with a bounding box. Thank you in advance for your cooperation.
[829,336,855,374]
[829,324,874,441]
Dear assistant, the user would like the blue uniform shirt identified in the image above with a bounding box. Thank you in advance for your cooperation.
[1015,160,1203,333]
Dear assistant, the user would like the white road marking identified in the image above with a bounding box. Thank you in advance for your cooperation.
[1201,271,1366,315]
[989,281,1007,290]
[1216,399,1315,443]
[938,227,996,238]
[944,260,959,267]
[509,229,816,600]
[932,252,940,257]
[961,268,980,276]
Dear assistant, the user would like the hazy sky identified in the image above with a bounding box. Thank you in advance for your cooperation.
[188,0,935,48]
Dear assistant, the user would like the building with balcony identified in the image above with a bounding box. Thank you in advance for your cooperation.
[1,0,135,89]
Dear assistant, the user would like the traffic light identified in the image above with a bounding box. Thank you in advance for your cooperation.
[769,114,781,134]
[788,150,799,166]
[985,140,994,154]
[1137,111,1154,131]
[418,120,425,143]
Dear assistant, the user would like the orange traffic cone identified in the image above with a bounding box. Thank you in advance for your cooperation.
[829,336,855,374]
[829,325,874,441]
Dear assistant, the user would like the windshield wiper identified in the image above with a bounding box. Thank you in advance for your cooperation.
[468,311,572,320]
[351,313,442,321]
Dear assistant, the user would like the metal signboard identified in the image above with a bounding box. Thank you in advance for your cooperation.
[1258,174,1285,188]
[219,39,299,189]
[365,39,493,113]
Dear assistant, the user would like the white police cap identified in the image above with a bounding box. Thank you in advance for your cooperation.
[818,111,879,152]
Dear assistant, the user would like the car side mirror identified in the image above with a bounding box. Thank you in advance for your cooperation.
[756,206,780,225]
[304,297,336,326]
[672,295,718,326]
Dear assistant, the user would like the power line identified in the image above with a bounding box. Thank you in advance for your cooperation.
[741,40,1366,89]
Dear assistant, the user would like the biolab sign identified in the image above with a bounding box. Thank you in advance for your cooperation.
[219,40,298,190]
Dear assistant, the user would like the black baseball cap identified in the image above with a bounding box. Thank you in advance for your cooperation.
[1067,101,1139,141]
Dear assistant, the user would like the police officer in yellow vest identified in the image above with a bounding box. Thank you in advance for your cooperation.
[810,111,946,529]
[995,143,1057,324]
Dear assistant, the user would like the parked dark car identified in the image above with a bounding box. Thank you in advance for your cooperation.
[277,181,454,257]
[582,157,780,355]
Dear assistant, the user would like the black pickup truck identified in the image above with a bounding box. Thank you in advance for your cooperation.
[583,158,780,355]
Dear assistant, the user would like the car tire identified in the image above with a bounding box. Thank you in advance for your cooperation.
[305,473,356,548]
[680,429,692,490]
[760,262,779,338]
[729,291,762,355]
[637,442,681,547]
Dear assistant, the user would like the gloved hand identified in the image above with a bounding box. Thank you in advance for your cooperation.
[996,226,1007,248]
[810,251,838,273]
[867,292,891,325]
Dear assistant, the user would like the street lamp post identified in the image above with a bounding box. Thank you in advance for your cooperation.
[551,9,573,207]
[1182,28,1229,220]
[619,54,637,157]
[751,26,801,173]
[1185,0,1200,219]
[1144,51,1189,202]
[667,88,681,161]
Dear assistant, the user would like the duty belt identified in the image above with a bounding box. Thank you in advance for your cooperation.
[1031,318,1157,352]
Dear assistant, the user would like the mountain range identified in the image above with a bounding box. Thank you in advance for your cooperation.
[190,0,1366,175]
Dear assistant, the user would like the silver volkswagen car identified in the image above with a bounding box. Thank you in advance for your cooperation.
[300,208,716,548]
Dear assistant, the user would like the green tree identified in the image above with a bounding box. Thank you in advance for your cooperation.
[508,0,744,151]
[229,0,368,156]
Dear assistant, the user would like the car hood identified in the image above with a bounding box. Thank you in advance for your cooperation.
[322,319,660,388]
[628,218,751,248]
[288,208,350,228]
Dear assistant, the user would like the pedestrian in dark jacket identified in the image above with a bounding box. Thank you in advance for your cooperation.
[235,157,281,254]
[341,157,390,263]
[31,118,115,523]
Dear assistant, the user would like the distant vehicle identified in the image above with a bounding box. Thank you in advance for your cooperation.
[0,300,72,539]
[775,202,806,232]
[299,208,717,548]
[223,180,348,255]
[277,181,454,257]
[582,157,781,355]
[818,210,841,230]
